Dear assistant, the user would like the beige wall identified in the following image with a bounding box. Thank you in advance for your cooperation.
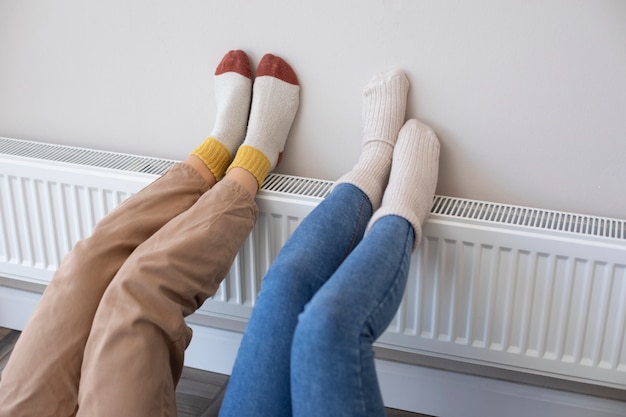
[1,0,624,219]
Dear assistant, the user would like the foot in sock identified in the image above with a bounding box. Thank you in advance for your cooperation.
[227,53,300,189]
[191,50,253,180]
[368,119,440,249]
[334,70,409,210]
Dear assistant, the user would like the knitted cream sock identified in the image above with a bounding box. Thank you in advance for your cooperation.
[333,70,409,210]
[227,53,300,189]
[191,50,252,180]
[368,119,440,249]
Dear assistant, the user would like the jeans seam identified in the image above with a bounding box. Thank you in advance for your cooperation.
[363,224,412,336]
[341,192,369,261]
[356,223,413,415]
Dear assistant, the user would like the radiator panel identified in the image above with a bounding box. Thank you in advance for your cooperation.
[1,154,157,284]
[378,218,626,387]
[1,137,625,389]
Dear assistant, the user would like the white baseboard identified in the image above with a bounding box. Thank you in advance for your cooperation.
[375,359,626,417]
[184,324,243,376]
[185,324,626,417]
[0,285,40,330]
[2,287,624,417]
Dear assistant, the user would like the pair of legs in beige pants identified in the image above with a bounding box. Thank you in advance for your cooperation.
[0,49,300,416]
[0,161,258,416]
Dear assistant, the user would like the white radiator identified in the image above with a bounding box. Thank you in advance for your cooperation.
[1,137,625,392]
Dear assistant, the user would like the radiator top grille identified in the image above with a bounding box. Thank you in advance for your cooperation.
[262,173,333,199]
[1,136,624,241]
[432,195,625,240]
[0,137,176,175]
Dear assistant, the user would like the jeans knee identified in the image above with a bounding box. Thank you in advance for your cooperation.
[294,297,355,351]
[260,265,318,303]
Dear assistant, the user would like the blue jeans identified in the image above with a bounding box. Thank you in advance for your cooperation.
[218,184,415,417]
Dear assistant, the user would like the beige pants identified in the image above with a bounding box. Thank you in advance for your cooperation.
[0,163,258,417]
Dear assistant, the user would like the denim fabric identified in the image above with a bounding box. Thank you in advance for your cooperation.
[219,183,414,417]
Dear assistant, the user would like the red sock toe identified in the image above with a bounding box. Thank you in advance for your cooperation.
[256,54,299,85]
[215,50,252,78]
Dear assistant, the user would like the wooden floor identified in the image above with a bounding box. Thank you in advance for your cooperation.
[0,327,430,416]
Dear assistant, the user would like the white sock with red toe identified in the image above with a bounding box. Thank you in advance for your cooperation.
[227,53,300,189]
[191,50,253,180]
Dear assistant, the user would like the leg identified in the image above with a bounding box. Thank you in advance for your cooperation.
[219,70,409,417]
[291,119,440,417]
[0,162,209,417]
[76,54,299,417]
[291,216,413,417]
[0,49,254,417]
[218,183,373,417]
[76,177,258,417]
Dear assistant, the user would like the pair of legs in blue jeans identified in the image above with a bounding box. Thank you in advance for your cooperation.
[221,184,414,416]
[219,70,441,417]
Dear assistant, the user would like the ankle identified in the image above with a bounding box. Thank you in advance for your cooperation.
[183,155,217,187]
[224,167,259,198]
[333,141,393,210]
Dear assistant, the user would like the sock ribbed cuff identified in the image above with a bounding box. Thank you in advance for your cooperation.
[190,137,231,180]
[226,145,271,189]
[332,142,393,210]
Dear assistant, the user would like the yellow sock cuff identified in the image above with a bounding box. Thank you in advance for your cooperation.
[190,137,231,180]
[227,145,271,189]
